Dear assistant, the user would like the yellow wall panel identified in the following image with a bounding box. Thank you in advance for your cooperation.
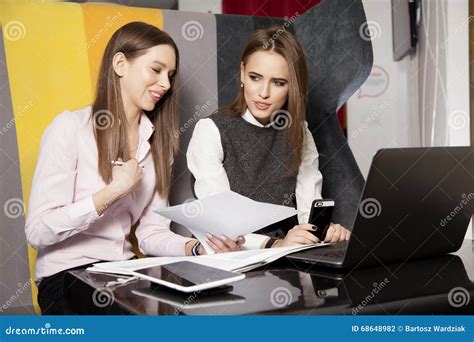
[80,3,163,93]
[2,2,92,313]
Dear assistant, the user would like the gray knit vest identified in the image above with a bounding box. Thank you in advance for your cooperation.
[209,111,298,208]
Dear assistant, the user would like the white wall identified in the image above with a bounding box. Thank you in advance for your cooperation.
[348,0,472,239]
[347,0,419,177]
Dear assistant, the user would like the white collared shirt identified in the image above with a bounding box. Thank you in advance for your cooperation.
[186,109,323,249]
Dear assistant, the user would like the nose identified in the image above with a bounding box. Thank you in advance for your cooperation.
[258,82,270,99]
[158,74,171,91]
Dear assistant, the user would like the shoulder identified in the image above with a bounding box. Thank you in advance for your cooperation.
[47,105,91,133]
[207,110,237,123]
[192,117,220,138]
[42,106,92,149]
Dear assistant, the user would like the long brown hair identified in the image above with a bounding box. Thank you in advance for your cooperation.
[92,21,180,198]
[221,27,308,172]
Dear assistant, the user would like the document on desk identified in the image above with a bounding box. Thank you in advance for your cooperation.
[86,243,329,276]
[154,191,298,254]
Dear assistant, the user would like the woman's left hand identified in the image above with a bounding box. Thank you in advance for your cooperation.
[204,233,245,253]
[324,223,351,243]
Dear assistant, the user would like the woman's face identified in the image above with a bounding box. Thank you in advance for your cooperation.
[116,44,176,114]
[240,50,289,125]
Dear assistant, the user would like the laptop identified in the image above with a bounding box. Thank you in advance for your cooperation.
[287,147,474,269]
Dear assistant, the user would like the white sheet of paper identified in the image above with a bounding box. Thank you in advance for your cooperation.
[155,191,297,254]
[87,243,328,276]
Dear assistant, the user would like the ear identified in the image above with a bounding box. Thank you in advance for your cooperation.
[240,61,245,85]
[112,52,127,77]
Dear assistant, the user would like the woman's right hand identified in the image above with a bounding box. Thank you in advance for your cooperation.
[204,234,246,254]
[275,224,320,247]
[109,158,143,198]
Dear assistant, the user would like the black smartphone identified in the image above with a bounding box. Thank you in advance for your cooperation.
[309,199,335,241]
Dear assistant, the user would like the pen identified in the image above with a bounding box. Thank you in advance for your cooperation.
[111,160,145,169]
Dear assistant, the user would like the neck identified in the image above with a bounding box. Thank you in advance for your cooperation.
[125,109,141,129]
[122,96,141,129]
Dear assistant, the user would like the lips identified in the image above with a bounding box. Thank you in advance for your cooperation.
[254,101,271,110]
[149,90,165,102]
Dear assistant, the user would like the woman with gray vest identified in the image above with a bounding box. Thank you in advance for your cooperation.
[187,27,351,252]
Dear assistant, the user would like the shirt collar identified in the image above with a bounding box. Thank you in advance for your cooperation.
[242,108,273,128]
[139,111,155,141]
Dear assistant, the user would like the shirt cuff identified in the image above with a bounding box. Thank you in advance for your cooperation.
[241,233,271,250]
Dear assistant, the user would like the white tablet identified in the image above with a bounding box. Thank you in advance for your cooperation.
[132,261,245,293]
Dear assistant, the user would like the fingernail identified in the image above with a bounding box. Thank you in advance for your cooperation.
[220,235,227,241]
[206,233,213,239]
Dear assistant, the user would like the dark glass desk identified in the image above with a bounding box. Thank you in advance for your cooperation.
[63,240,473,315]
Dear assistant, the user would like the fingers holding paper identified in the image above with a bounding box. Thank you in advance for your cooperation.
[206,233,245,253]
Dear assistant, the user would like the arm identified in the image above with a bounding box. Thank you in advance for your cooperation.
[134,190,193,256]
[186,118,230,197]
[25,112,108,250]
[186,119,268,250]
[295,122,324,224]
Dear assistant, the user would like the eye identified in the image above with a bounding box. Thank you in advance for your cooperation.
[274,80,287,87]
[249,75,260,81]
[152,68,161,74]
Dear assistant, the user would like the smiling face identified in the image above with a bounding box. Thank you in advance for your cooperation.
[114,44,177,115]
[240,50,290,125]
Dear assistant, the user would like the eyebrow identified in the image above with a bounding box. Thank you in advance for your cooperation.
[248,71,287,82]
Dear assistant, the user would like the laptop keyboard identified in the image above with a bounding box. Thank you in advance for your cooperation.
[320,249,346,259]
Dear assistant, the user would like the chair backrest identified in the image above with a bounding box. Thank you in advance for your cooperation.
[0,0,372,311]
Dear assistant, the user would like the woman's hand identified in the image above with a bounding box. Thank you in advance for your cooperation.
[204,234,245,253]
[93,158,143,216]
[275,224,320,247]
[274,223,351,248]
[109,158,143,198]
[323,223,351,243]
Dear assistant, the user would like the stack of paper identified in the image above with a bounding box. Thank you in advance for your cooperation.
[87,243,328,276]
[155,191,298,253]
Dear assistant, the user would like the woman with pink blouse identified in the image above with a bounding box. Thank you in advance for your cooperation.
[25,22,243,315]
